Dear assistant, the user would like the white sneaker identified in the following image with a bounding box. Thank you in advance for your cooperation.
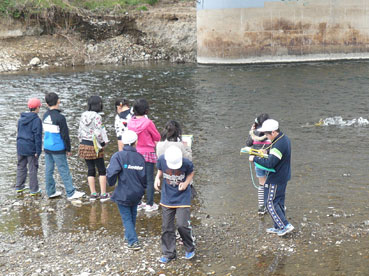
[67,190,85,200]
[49,191,62,198]
[277,223,295,236]
[137,202,147,211]
[145,203,159,212]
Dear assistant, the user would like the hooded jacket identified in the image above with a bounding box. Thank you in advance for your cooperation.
[78,111,105,145]
[43,109,70,154]
[107,145,147,206]
[17,112,42,156]
[127,116,161,154]
[246,129,271,150]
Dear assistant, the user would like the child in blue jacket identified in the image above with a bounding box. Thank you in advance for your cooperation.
[107,130,147,250]
[15,98,42,195]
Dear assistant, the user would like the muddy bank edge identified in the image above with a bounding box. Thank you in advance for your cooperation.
[0,3,196,73]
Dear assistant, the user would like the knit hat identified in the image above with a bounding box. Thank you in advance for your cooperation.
[121,130,138,145]
[28,98,42,109]
[164,146,183,170]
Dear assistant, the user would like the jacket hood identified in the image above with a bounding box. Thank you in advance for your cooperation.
[19,112,39,126]
[128,117,151,134]
[81,111,97,126]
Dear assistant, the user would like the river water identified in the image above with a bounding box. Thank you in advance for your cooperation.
[0,62,368,275]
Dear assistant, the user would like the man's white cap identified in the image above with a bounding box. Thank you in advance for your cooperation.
[121,130,138,145]
[258,119,279,132]
[164,146,183,170]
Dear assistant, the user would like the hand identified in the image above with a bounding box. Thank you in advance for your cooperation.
[249,155,255,162]
[178,182,188,191]
[67,152,72,157]
[154,177,161,191]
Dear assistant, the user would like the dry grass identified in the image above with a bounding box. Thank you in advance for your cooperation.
[0,0,160,16]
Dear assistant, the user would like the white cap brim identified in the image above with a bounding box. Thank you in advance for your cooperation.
[167,160,182,170]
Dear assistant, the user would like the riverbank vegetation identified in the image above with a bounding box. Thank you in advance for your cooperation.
[0,0,162,17]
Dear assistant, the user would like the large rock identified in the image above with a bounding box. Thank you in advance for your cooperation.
[29,57,41,66]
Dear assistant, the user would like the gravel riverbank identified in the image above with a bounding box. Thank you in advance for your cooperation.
[1,193,368,275]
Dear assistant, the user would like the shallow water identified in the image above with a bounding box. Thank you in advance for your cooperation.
[1,62,369,275]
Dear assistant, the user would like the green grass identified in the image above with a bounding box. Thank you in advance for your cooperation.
[0,0,160,17]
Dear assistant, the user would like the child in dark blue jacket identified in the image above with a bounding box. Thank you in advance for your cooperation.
[154,146,195,263]
[107,130,147,250]
[16,98,42,195]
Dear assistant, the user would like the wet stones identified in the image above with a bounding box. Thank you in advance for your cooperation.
[0,52,22,72]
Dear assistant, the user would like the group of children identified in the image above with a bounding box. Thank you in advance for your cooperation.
[16,93,85,200]
[15,93,195,263]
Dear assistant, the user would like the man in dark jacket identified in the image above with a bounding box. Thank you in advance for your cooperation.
[249,119,294,236]
[16,98,42,195]
[107,130,147,250]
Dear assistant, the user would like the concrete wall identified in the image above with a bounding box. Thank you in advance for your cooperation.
[197,0,369,64]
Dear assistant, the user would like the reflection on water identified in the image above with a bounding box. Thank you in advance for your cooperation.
[1,62,369,274]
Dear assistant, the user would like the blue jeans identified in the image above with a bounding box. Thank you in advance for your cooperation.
[145,162,155,206]
[264,183,288,229]
[45,153,75,197]
[117,204,138,245]
[255,165,267,177]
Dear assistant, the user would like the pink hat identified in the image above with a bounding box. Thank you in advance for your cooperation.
[28,98,42,109]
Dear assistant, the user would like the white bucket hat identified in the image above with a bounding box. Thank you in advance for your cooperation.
[258,119,279,132]
[164,146,183,169]
[121,130,138,145]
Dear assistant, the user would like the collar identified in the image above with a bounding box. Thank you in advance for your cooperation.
[123,145,137,152]
[272,132,283,142]
[49,108,62,113]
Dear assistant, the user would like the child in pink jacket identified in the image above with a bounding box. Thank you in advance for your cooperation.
[128,98,161,212]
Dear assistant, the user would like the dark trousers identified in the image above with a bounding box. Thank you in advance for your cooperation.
[16,154,39,193]
[264,183,288,229]
[145,162,155,206]
[85,158,106,177]
[161,206,195,259]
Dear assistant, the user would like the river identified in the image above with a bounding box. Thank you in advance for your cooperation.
[0,62,368,275]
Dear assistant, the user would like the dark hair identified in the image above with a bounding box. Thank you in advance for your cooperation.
[255,113,270,128]
[45,92,59,106]
[88,96,103,112]
[161,120,182,142]
[115,98,129,107]
[133,98,149,116]
[29,107,37,112]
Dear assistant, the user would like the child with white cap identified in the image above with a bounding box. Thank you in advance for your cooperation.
[249,119,294,236]
[107,129,147,250]
[154,146,195,263]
